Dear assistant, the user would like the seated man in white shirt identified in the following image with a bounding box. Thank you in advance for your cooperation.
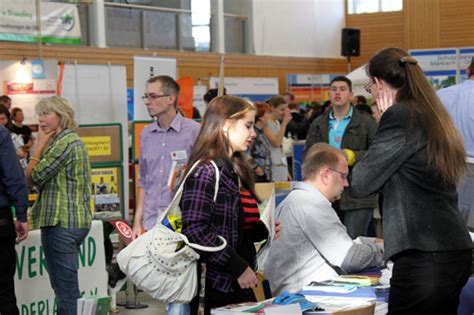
[264,143,384,295]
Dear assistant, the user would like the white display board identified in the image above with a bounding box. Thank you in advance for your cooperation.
[459,48,474,82]
[60,64,128,126]
[14,221,107,314]
[410,48,458,90]
[60,63,129,220]
[193,84,207,117]
[133,56,176,121]
[209,76,279,102]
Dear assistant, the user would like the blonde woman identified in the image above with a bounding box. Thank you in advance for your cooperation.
[26,96,91,315]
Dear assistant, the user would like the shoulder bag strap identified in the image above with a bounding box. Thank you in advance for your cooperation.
[157,160,227,252]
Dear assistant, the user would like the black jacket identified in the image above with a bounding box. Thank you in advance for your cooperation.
[0,125,28,222]
[351,103,472,259]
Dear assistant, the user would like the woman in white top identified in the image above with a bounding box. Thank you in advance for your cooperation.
[263,95,292,182]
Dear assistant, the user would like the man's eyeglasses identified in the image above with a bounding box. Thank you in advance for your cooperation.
[363,81,374,94]
[141,94,170,102]
[329,168,349,180]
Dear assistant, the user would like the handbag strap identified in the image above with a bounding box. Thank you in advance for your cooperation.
[157,159,227,252]
[159,160,220,222]
[178,233,227,252]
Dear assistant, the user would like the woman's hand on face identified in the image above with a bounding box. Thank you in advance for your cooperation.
[255,166,265,176]
[375,79,395,115]
[282,109,292,126]
[274,218,282,240]
[237,267,258,289]
[37,129,54,147]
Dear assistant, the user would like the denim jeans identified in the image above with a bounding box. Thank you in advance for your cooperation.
[167,303,190,315]
[41,225,89,315]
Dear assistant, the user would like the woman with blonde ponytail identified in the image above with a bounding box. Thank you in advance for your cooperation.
[351,47,472,314]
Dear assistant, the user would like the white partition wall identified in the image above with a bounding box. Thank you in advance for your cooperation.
[60,63,129,219]
[133,56,177,121]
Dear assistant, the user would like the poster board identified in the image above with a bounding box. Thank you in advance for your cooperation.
[409,48,458,90]
[459,48,474,82]
[91,166,124,219]
[77,124,123,164]
[287,74,343,104]
[131,120,153,163]
[209,76,279,102]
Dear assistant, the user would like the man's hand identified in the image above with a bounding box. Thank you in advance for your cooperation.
[374,238,384,244]
[15,220,28,244]
[237,267,258,289]
[274,218,283,240]
[131,224,142,240]
[255,166,265,176]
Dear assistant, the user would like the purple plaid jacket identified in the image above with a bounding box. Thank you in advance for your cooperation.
[180,158,249,293]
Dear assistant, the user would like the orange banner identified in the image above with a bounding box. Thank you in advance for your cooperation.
[177,77,194,118]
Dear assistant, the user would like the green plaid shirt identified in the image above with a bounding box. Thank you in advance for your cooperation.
[32,129,92,229]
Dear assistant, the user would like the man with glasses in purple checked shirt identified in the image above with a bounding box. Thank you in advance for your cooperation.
[132,75,200,315]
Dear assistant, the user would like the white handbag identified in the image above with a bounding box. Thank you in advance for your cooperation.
[116,160,226,303]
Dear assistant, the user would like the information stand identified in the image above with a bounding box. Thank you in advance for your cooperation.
[77,123,124,219]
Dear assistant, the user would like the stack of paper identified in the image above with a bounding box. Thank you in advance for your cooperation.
[211,300,302,314]
[77,296,111,315]
[331,275,380,286]
[302,281,357,293]
[303,296,376,314]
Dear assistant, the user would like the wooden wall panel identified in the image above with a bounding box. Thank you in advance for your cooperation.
[0,42,347,92]
[346,0,474,70]
[402,0,440,49]
[346,11,404,69]
[439,0,474,48]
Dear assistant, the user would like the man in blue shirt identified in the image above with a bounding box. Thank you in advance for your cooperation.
[0,124,29,314]
[304,76,378,238]
[438,58,474,227]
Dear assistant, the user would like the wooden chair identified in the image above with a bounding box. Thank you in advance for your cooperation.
[331,302,375,315]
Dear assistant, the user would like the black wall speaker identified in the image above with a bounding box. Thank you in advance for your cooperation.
[341,28,360,57]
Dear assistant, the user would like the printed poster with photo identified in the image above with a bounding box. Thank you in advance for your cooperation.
[91,168,120,213]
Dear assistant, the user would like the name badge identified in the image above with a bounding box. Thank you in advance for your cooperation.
[171,150,187,161]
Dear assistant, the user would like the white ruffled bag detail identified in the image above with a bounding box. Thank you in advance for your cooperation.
[116,160,226,303]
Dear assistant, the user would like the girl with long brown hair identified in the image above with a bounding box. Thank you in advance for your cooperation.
[180,96,281,314]
[352,47,472,314]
